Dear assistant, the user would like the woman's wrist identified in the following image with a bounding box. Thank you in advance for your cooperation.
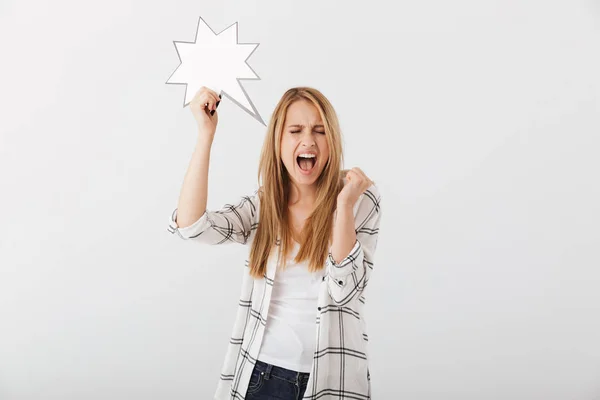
[196,132,214,147]
[336,201,354,212]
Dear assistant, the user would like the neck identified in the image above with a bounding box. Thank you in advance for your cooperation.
[288,182,317,207]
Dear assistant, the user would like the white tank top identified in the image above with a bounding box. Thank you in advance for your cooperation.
[257,242,325,372]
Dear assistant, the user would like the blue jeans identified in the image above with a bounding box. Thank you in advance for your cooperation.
[245,359,310,400]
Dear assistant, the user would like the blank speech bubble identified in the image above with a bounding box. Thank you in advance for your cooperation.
[165,16,264,125]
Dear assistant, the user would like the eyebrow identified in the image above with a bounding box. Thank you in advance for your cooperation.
[287,124,325,129]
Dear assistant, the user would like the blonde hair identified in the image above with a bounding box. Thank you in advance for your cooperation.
[248,87,346,279]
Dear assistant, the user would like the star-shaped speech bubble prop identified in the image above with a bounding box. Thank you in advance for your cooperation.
[166,16,264,125]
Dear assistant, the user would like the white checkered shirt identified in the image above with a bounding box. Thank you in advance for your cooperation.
[168,184,382,399]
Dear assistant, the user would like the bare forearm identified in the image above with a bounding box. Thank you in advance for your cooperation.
[176,135,213,228]
[330,202,356,264]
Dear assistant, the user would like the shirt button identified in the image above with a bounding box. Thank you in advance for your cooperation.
[322,276,326,281]
[338,280,343,285]
[317,307,321,311]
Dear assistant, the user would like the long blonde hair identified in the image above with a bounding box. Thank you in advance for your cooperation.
[248,87,345,279]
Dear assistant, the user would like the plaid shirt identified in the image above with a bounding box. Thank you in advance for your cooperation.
[167,184,382,399]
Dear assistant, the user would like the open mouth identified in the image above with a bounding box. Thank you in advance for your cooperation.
[296,155,317,172]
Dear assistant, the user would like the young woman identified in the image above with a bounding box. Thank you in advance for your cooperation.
[168,86,382,400]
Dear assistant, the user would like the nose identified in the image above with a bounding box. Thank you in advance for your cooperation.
[301,135,316,148]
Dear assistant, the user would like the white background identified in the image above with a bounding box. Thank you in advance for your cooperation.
[1,0,599,399]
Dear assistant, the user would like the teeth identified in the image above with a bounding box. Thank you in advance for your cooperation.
[298,154,316,158]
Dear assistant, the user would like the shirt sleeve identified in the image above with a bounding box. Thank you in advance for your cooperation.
[167,189,260,245]
[325,184,382,305]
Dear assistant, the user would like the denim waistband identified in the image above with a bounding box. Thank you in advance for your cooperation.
[254,359,310,385]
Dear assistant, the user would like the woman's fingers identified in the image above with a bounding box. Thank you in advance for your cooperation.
[349,167,373,189]
[192,88,220,112]
[203,94,217,112]
[189,87,221,130]
[204,87,220,103]
[203,89,221,111]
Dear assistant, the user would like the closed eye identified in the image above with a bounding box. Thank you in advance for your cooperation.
[291,130,326,134]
